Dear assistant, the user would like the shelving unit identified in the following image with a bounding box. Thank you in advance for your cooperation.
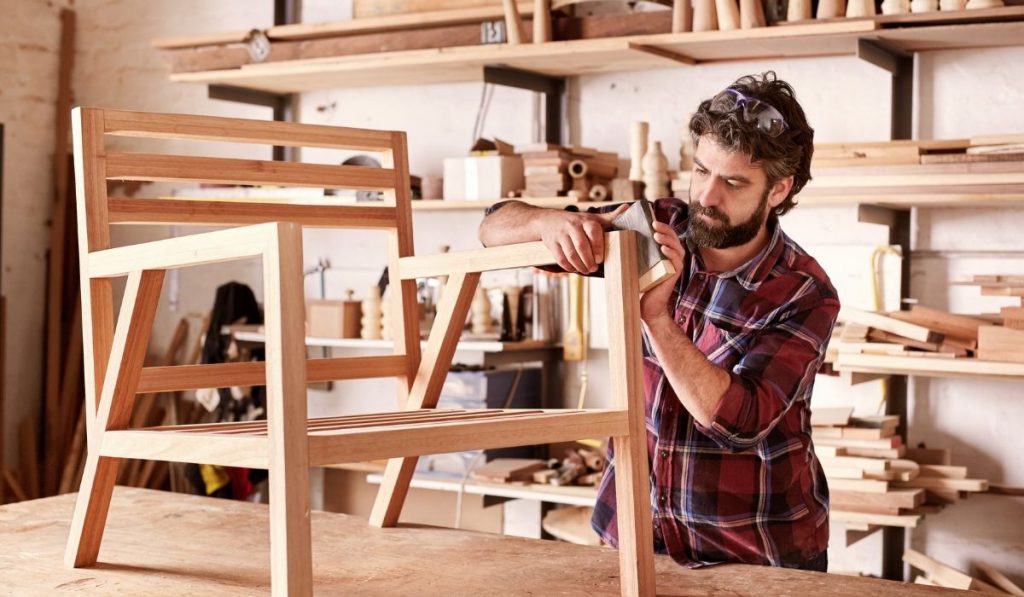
[166,10,1024,93]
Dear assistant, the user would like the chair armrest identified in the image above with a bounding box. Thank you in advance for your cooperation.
[88,221,291,277]
[396,230,635,280]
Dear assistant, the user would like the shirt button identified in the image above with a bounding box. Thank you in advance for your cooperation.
[659,449,668,458]
[659,495,667,504]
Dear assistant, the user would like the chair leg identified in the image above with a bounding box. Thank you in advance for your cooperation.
[64,453,121,567]
[368,271,481,528]
[604,232,656,596]
[263,223,312,596]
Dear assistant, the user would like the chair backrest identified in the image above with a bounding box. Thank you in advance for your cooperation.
[72,108,422,429]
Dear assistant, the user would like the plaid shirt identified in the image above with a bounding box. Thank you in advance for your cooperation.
[581,198,840,569]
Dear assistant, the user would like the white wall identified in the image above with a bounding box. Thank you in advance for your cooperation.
[3,0,1022,582]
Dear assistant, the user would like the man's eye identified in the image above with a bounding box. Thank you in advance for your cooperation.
[695,168,709,176]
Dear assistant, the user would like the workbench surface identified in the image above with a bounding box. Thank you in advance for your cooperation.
[0,487,957,595]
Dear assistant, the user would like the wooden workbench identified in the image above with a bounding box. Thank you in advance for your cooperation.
[0,487,957,595]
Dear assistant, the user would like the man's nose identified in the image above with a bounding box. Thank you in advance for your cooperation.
[696,179,723,208]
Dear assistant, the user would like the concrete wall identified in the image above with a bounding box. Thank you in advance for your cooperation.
[2,0,1022,581]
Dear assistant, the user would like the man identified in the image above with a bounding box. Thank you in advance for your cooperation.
[478,72,838,572]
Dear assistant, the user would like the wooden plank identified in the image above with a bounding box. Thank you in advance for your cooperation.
[977,326,1024,363]
[398,241,554,279]
[813,436,901,451]
[903,548,975,591]
[100,430,269,468]
[825,478,890,494]
[831,488,924,511]
[894,476,988,492]
[102,109,396,151]
[840,308,943,343]
[975,562,1024,597]
[108,198,399,229]
[268,3,536,40]
[866,329,966,356]
[72,107,115,444]
[136,356,409,393]
[261,222,313,596]
[835,353,1024,380]
[309,410,628,466]
[151,29,254,49]
[818,455,890,472]
[66,269,164,567]
[830,510,919,528]
[88,223,276,278]
[43,9,76,498]
[889,305,991,342]
[369,270,481,527]
[906,447,951,466]
[918,464,967,479]
[105,153,397,190]
[603,231,656,596]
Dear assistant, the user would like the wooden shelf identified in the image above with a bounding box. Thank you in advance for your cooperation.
[412,197,610,211]
[167,11,1024,93]
[364,471,598,507]
[231,328,558,353]
[835,353,1024,381]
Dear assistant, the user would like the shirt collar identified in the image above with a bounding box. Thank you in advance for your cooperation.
[684,213,784,290]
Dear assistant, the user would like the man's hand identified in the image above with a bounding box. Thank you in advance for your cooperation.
[538,204,630,274]
[640,220,685,323]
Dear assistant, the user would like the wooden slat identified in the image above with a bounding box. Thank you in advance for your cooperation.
[108,198,399,229]
[105,153,397,190]
[830,510,920,528]
[151,30,255,49]
[102,109,396,151]
[136,356,409,394]
[398,241,554,279]
[100,430,269,468]
[150,408,472,434]
[88,223,276,278]
[309,410,628,466]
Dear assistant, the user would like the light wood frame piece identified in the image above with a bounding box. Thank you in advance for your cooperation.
[66,108,655,596]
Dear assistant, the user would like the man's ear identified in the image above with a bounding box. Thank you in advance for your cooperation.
[767,176,794,210]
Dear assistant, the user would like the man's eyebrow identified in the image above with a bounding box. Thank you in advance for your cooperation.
[692,157,752,184]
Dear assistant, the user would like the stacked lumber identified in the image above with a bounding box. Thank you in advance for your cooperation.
[835,306,985,360]
[812,134,1024,168]
[515,143,618,200]
[904,549,1024,594]
[810,407,989,543]
[961,275,1024,364]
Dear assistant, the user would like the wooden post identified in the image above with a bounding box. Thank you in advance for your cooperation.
[715,0,741,30]
[533,0,552,43]
[262,222,313,597]
[693,0,719,31]
[672,0,692,32]
[604,232,656,597]
[502,0,526,44]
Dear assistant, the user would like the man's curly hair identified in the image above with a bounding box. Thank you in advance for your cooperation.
[689,72,814,217]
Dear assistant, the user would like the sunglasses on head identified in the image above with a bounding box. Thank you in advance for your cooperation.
[709,88,788,138]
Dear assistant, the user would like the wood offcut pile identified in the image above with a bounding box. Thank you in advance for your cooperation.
[514,143,618,201]
[802,134,1024,200]
[811,407,989,544]
[826,276,1024,374]
[470,444,607,488]
[903,548,1024,595]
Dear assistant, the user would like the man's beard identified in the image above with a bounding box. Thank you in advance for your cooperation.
[687,185,770,249]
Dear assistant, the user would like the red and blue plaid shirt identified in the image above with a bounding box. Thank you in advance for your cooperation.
[583,198,840,569]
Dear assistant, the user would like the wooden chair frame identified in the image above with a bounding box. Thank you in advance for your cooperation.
[66,108,656,595]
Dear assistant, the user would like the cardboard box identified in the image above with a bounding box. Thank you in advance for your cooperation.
[443,155,523,200]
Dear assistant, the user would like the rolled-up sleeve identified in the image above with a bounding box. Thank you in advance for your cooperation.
[696,295,839,451]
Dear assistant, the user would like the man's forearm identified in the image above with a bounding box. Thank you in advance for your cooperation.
[643,314,731,427]
[478,200,553,247]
